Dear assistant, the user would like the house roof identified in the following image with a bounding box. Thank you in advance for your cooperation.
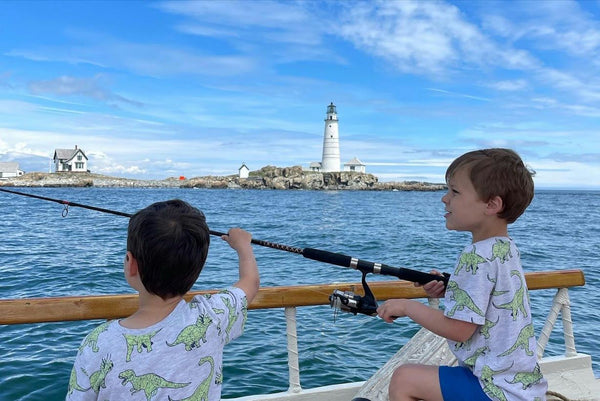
[344,157,364,166]
[0,162,20,173]
[53,148,88,162]
[309,162,322,168]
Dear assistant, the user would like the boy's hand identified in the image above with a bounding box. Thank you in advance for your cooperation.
[377,299,409,323]
[414,269,446,298]
[225,228,260,303]
[221,228,252,251]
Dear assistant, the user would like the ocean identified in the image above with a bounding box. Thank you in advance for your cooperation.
[0,188,598,400]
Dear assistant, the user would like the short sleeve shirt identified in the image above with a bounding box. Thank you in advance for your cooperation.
[66,287,247,401]
[444,237,547,401]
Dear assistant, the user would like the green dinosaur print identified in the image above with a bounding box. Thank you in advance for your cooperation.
[455,246,487,275]
[241,295,248,322]
[505,364,543,390]
[213,308,225,334]
[489,238,512,263]
[119,369,189,401]
[123,329,161,362]
[498,323,535,357]
[446,281,485,317]
[480,363,513,401]
[222,297,240,342]
[168,356,215,401]
[493,270,528,320]
[480,316,499,339]
[79,321,110,353]
[487,274,509,297]
[67,366,89,395]
[167,314,213,351]
[463,345,489,368]
[89,356,114,393]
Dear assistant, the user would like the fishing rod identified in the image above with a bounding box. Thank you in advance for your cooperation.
[0,187,449,316]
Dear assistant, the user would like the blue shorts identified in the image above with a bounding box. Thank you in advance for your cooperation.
[439,366,491,401]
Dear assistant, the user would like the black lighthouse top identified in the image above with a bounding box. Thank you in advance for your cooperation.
[326,102,337,114]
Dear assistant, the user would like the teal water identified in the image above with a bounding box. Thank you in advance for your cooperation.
[0,188,598,400]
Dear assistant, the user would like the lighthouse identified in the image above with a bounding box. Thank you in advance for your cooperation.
[321,102,340,172]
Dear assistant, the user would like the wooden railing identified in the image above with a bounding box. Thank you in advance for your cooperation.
[0,269,585,325]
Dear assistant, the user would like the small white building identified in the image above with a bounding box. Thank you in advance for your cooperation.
[343,157,366,173]
[309,162,322,172]
[53,145,88,173]
[0,162,24,179]
[239,163,250,179]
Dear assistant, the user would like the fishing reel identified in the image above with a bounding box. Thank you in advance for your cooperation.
[329,271,378,320]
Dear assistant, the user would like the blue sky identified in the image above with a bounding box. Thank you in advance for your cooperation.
[1,0,599,189]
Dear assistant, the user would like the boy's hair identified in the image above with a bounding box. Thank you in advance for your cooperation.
[127,199,210,299]
[445,148,535,224]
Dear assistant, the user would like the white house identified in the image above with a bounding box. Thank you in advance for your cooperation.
[343,157,366,173]
[0,162,25,179]
[309,162,322,172]
[53,145,88,173]
[239,163,250,179]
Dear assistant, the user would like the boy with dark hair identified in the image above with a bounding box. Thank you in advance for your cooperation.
[377,149,547,400]
[67,199,259,401]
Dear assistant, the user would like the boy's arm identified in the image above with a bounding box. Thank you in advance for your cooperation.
[222,228,260,304]
[377,299,477,342]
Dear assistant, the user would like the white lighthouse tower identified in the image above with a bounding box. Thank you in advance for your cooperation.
[321,102,340,172]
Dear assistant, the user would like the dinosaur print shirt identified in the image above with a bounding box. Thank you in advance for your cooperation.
[66,287,247,401]
[444,237,547,401]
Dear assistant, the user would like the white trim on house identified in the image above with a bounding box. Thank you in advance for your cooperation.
[53,145,89,173]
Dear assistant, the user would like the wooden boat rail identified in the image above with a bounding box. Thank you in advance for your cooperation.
[0,269,586,396]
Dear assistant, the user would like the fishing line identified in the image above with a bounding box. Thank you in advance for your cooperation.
[0,187,449,289]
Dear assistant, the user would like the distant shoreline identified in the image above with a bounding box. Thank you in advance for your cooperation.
[0,168,447,191]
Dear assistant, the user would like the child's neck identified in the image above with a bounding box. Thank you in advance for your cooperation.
[120,292,183,329]
[471,220,508,243]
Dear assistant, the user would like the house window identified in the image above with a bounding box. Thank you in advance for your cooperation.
[75,162,84,169]
[77,155,82,161]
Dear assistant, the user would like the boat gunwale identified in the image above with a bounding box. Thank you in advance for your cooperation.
[0,269,585,325]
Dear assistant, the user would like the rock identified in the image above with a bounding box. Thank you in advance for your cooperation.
[0,169,447,191]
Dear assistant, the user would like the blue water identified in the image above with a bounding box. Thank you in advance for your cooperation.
[0,188,598,400]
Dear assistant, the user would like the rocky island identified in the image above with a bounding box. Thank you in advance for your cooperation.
[0,165,446,191]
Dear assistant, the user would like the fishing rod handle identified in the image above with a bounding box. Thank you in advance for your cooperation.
[302,247,449,286]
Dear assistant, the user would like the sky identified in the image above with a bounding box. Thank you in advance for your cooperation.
[1,0,599,189]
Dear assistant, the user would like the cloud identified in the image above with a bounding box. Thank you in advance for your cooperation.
[487,79,528,91]
[337,0,538,76]
[158,0,321,43]
[29,75,112,100]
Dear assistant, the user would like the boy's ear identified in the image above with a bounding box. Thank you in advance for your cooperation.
[486,195,504,216]
[125,251,139,277]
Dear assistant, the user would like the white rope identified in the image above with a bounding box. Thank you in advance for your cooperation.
[557,289,577,357]
[284,306,302,393]
[536,288,577,359]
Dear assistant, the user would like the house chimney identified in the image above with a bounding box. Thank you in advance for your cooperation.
[75,145,78,149]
